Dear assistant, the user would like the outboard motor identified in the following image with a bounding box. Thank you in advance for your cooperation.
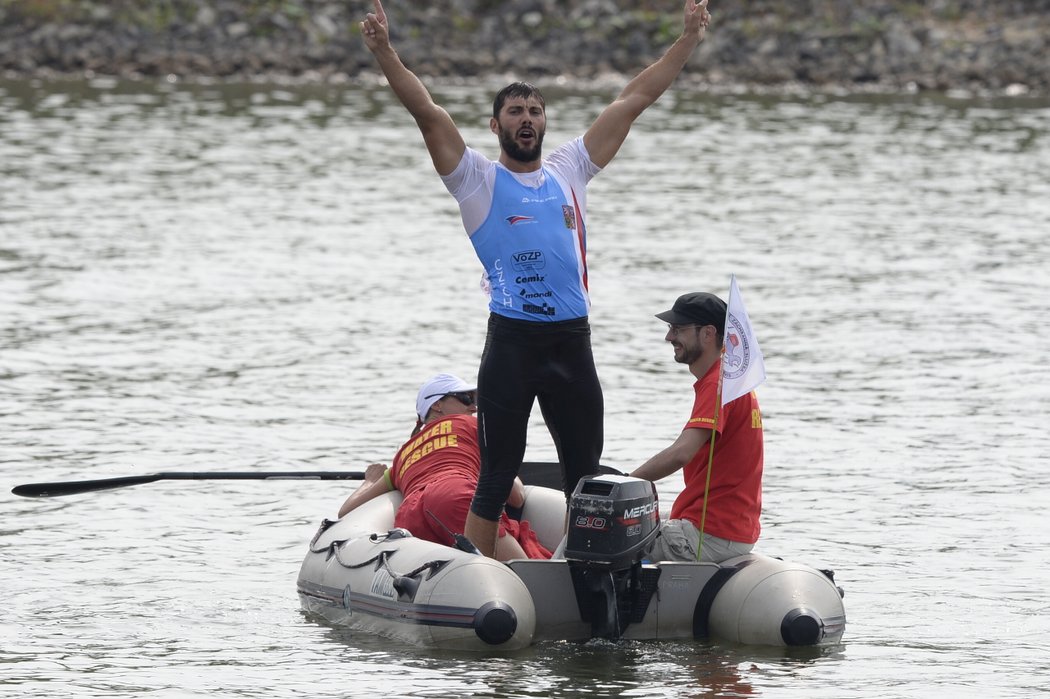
[563,475,661,639]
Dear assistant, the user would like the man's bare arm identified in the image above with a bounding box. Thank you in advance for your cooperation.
[361,0,465,175]
[583,0,710,168]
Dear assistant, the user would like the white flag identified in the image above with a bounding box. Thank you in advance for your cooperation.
[720,275,766,406]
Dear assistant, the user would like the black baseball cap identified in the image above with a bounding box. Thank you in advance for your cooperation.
[655,292,727,334]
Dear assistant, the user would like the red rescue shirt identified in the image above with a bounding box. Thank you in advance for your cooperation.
[670,361,764,544]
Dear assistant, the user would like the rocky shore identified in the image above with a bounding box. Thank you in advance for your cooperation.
[2,0,1048,95]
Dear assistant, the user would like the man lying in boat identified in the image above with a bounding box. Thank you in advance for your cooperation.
[336,373,553,562]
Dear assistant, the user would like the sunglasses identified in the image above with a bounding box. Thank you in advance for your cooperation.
[424,390,477,407]
[445,391,476,406]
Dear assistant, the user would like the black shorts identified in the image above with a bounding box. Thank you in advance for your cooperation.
[470,313,604,521]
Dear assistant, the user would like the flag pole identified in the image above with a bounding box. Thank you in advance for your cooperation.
[695,275,765,562]
[695,344,725,562]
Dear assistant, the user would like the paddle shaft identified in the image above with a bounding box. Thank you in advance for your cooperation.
[12,471,367,498]
[11,463,623,499]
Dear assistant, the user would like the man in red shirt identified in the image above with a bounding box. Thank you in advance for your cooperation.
[336,374,551,561]
[630,292,764,563]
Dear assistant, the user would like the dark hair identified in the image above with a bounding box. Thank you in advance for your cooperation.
[492,82,546,119]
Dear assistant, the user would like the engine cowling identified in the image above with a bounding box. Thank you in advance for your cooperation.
[564,474,660,568]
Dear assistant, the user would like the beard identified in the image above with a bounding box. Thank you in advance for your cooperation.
[673,343,703,365]
[498,125,544,163]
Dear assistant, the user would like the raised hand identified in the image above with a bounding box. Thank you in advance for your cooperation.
[360,0,390,52]
[685,0,712,40]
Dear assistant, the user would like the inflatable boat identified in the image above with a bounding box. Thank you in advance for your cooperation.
[297,471,846,651]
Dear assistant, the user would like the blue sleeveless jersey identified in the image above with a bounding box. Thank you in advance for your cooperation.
[470,167,590,321]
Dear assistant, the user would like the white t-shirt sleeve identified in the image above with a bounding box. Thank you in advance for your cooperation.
[440,147,496,236]
[544,136,602,185]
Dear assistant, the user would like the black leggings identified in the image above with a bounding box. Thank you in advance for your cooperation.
[470,313,604,521]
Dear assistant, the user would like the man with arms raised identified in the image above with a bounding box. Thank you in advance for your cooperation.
[359,0,713,557]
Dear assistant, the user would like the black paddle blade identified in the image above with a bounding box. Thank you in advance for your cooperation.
[518,462,623,490]
[12,474,164,498]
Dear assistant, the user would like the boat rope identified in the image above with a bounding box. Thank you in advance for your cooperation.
[311,535,453,581]
[307,528,408,559]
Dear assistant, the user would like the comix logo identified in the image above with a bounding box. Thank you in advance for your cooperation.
[505,215,535,225]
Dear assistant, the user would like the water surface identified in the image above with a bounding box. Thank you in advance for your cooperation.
[2,77,1049,697]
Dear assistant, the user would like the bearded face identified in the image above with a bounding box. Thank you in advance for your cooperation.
[497,120,545,163]
[492,95,546,164]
